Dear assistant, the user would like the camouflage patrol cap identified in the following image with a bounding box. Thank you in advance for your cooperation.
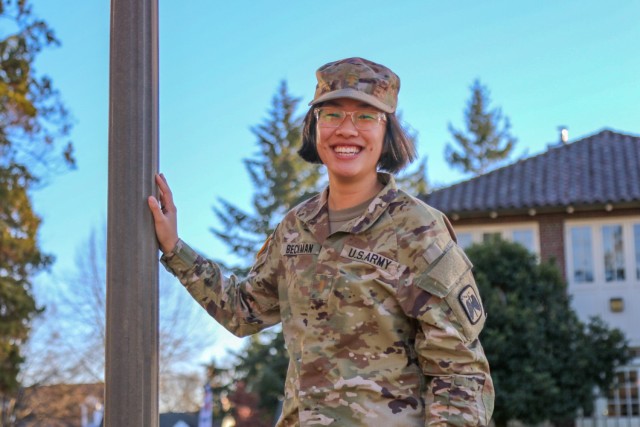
[309,57,400,113]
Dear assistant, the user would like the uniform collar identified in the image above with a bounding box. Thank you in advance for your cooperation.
[295,173,399,239]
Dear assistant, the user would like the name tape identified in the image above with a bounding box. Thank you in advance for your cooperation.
[281,243,321,256]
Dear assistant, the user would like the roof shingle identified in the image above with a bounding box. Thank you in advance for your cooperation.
[422,129,640,214]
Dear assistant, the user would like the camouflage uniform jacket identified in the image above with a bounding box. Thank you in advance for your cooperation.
[161,173,494,426]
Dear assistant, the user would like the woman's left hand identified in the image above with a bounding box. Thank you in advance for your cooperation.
[147,173,179,254]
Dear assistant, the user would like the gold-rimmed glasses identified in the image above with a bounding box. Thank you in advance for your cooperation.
[314,107,387,130]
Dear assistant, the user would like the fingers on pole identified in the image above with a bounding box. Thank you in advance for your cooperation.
[155,173,175,209]
[147,195,162,218]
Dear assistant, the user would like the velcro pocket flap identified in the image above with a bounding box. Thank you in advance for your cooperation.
[418,242,473,298]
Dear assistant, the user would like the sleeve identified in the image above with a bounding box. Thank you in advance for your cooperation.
[160,231,282,337]
[399,232,495,426]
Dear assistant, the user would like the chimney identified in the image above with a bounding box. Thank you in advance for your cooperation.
[558,126,569,144]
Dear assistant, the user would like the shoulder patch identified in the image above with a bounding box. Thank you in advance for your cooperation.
[256,235,273,259]
[458,284,483,325]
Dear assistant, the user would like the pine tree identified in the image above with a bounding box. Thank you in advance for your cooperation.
[445,80,516,176]
[210,81,321,420]
[0,0,73,419]
[211,81,323,272]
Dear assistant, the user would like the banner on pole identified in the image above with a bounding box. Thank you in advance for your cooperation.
[198,384,213,427]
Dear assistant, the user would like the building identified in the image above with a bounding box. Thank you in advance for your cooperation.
[422,129,640,422]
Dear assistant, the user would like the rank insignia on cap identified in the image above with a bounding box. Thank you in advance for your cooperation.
[458,285,483,325]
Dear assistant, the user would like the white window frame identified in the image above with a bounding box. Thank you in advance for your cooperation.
[565,218,640,289]
[635,224,640,281]
[569,225,596,284]
[454,222,540,256]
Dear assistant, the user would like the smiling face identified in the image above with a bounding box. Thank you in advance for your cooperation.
[316,98,386,186]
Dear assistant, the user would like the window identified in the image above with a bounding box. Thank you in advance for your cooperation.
[607,368,639,416]
[571,226,594,283]
[634,224,640,280]
[452,224,539,255]
[512,230,535,254]
[603,225,625,282]
[456,232,473,249]
[567,220,640,286]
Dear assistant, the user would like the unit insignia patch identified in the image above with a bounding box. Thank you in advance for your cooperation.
[458,284,483,324]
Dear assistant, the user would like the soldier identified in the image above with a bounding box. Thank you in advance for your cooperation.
[148,57,494,426]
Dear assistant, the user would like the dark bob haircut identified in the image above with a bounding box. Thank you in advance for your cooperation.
[297,106,417,174]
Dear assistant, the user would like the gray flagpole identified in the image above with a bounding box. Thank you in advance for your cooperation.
[105,0,159,425]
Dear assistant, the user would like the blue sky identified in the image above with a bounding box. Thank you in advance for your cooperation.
[28,0,640,362]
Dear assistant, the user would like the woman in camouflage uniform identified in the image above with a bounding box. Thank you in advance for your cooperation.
[149,57,494,426]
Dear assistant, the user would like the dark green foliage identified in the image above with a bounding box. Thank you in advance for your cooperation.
[445,80,515,175]
[204,331,287,425]
[465,238,630,426]
[231,330,288,414]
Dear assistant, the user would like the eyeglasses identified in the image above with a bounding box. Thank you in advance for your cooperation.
[314,107,387,131]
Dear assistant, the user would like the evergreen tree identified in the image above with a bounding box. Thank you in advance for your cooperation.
[230,330,287,424]
[465,238,630,426]
[210,81,321,419]
[0,0,73,419]
[211,81,323,273]
[445,80,515,175]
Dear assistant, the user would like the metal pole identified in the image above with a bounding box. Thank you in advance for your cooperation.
[105,0,159,425]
